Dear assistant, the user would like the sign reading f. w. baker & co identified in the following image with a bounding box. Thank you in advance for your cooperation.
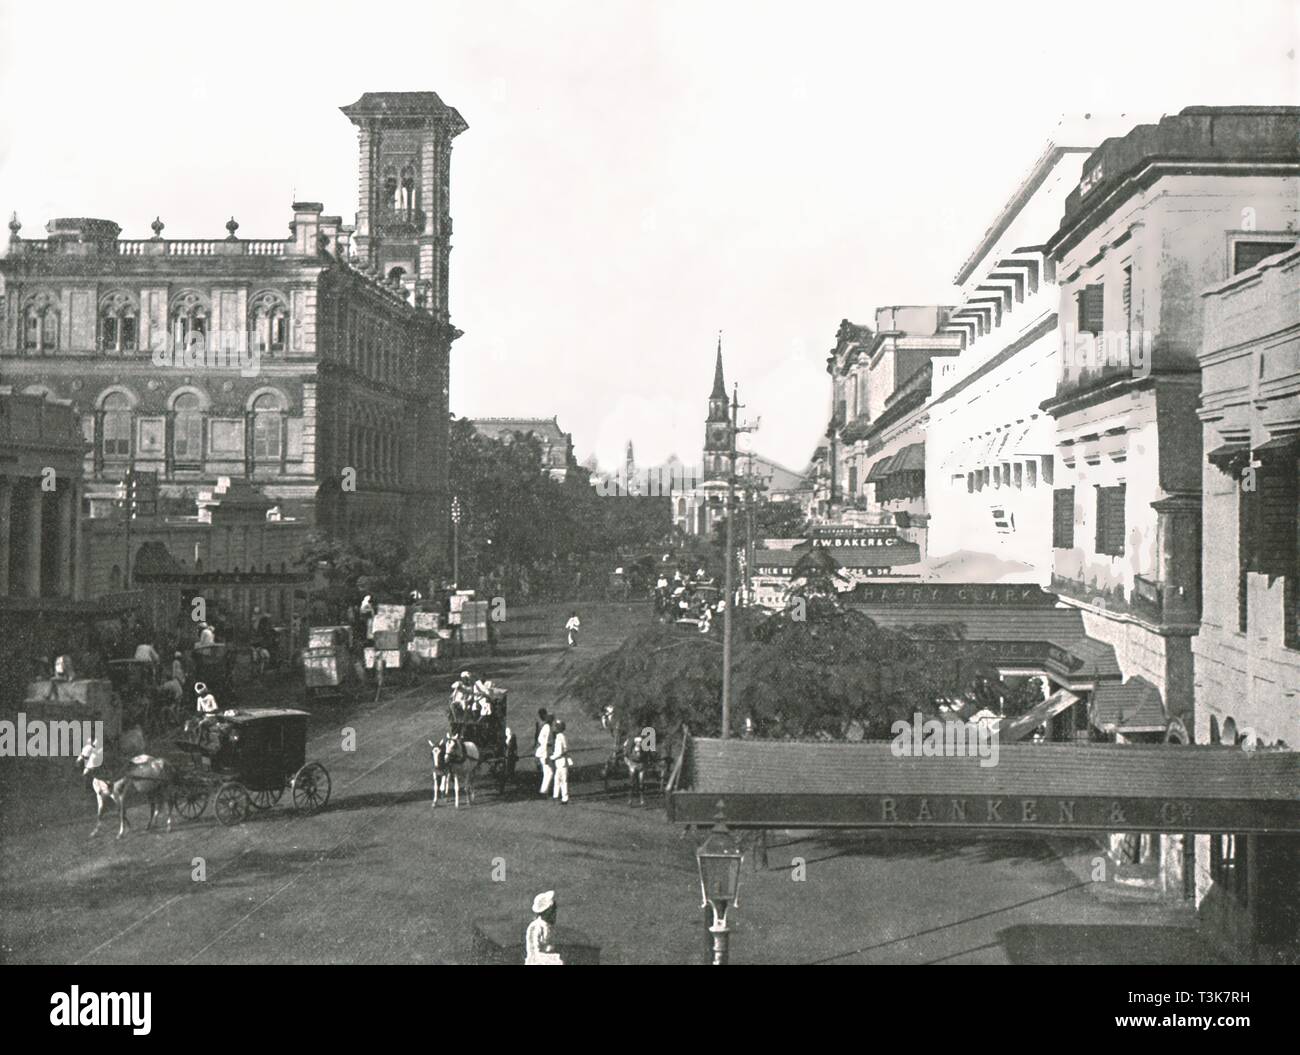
[810,525,900,547]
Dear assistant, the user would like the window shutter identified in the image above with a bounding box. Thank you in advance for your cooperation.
[1095,484,1126,556]
[1077,284,1105,333]
[1053,487,1075,549]
[1253,448,1298,578]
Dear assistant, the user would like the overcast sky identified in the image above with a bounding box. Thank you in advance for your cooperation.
[1,0,1296,471]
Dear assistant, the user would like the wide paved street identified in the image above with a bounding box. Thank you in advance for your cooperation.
[0,603,1221,964]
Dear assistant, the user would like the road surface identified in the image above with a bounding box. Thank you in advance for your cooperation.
[0,603,1220,964]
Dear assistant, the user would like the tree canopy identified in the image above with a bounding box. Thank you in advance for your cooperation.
[569,583,1043,741]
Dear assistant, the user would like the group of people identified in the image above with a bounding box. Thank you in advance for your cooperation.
[653,568,722,625]
[533,708,571,804]
[448,669,499,723]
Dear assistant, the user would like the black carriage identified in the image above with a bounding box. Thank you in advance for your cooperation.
[171,708,331,826]
[448,688,516,794]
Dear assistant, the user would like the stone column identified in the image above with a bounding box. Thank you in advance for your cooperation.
[26,479,44,597]
[72,480,85,600]
[0,477,12,595]
[58,481,74,596]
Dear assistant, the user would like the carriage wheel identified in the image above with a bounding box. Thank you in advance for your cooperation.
[249,787,284,810]
[214,781,252,826]
[291,762,331,814]
[172,779,210,821]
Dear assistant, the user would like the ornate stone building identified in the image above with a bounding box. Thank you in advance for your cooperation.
[0,90,465,559]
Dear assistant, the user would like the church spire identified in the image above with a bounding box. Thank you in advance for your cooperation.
[710,331,727,400]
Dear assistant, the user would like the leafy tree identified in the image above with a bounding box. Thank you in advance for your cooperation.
[569,590,983,742]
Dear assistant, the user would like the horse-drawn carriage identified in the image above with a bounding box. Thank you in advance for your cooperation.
[599,707,666,804]
[170,708,331,826]
[444,686,516,796]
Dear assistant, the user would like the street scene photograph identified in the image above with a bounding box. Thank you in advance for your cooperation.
[0,0,1297,1001]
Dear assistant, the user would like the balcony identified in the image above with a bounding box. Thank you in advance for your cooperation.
[1130,574,1200,627]
[374,206,426,232]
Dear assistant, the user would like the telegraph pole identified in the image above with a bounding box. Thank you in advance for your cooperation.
[451,495,461,587]
[721,385,738,739]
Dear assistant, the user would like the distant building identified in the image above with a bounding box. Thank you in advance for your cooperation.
[469,417,574,480]
[828,307,963,549]
[87,476,312,646]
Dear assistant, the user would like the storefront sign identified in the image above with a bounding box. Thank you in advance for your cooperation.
[670,792,1300,834]
[851,584,1059,606]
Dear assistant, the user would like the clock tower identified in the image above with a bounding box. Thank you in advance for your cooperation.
[341,91,467,321]
[703,338,732,483]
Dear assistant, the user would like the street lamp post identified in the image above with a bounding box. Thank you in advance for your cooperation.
[450,495,461,588]
[696,803,744,965]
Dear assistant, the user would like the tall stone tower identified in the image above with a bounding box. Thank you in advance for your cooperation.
[341,92,468,321]
[703,338,731,482]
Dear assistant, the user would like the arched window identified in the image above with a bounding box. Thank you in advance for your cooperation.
[22,292,59,352]
[101,393,132,460]
[171,292,208,357]
[110,565,122,590]
[99,292,138,354]
[172,393,203,466]
[677,498,686,516]
[252,393,283,460]
[249,292,288,356]
[1221,717,1238,746]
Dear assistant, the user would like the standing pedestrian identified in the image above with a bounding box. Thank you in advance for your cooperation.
[535,710,554,797]
[550,719,571,805]
[564,611,581,648]
[524,890,562,965]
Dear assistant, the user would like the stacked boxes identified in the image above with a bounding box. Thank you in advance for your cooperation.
[460,600,490,644]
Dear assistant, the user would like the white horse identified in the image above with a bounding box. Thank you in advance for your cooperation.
[429,732,480,808]
[79,742,176,839]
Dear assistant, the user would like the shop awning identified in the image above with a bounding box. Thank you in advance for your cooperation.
[1090,676,1167,734]
[889,443,925,473]
[995,688,1082,742]
[865,454,896,482]
[1254,435,1298,454]
[1206,441,1249,473]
